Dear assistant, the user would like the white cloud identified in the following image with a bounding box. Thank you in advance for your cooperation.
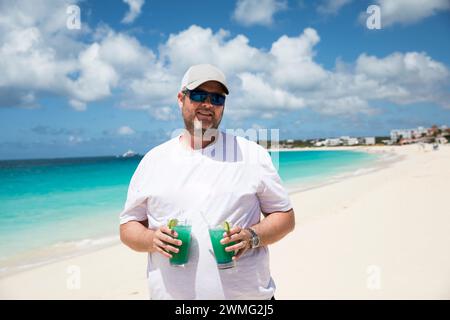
[118,126,135,135]
[0,0,90,108]
[148,106,178,121]
[355,52,450,106]
[309,96,374,116]
[122,0,145,24]
[0,2,77,107]
[356,52,449,85]
[317,0,353,15]
[0,2,154,110]
[160,25,271,74]
[233,0,287,26]
[69,99,86,111]
[361,0,450,27]
[97,30,156,75]
[237,72,305,110]
[68,135,83,144]
[261,113,274,119]
[319,0,449,27]
[270,28,327,90]
[68,43,119,102]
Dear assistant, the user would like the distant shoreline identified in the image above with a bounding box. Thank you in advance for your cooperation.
[269,145,398,152]
[0,154,143,164]
[1,142,437,162]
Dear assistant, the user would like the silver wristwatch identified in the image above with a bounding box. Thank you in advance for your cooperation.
[246,227,260,249]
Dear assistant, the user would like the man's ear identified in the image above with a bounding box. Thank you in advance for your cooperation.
[177,92,184,110]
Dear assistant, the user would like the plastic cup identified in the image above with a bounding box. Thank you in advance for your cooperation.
[208,226,235,269]
[169,220,192,267]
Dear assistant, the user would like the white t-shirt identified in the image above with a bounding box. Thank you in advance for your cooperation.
[119,131,292,300]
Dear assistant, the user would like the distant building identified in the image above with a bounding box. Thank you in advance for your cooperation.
[391,129,412,141]
[314,140,325,147]
[390,126,427,143]
[340,136,348,145]
[416,126,428,137]
[365,137,375,145]
[324,138,341,146]
[339,136,358,146]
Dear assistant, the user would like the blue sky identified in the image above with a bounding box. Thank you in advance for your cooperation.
[1,0,450,160]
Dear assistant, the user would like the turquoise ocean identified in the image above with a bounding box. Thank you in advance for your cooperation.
[0,149,384,274]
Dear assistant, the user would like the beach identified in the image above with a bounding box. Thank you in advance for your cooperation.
[1,144,449,299]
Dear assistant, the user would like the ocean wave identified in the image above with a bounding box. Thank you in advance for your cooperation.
[52,235,119,249]
[352,167,376,176]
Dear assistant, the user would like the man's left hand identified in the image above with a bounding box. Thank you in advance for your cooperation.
[220,226,252,261]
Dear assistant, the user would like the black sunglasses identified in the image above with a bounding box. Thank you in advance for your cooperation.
[184,89,226,106]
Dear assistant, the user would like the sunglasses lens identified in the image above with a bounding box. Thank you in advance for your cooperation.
[189,90,225,106]
[211,94,225,106]
[189,91,207,102]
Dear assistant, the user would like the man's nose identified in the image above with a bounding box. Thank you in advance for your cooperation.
[202,95,214,108]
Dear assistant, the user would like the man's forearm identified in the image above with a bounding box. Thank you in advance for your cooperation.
[120,220,156,253]
[250,209,295,247]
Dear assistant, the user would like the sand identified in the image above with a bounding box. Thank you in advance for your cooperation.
[1,144,449,299]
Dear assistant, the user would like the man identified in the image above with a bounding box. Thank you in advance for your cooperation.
[119,64,295,300]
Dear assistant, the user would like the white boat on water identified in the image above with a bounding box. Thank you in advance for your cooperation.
[122,150,137,158]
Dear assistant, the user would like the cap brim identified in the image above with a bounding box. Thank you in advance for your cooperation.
[185,79,229,95]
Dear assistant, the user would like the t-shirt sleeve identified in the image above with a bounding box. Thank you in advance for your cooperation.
[256,147,293,215]
[119,155,150,225]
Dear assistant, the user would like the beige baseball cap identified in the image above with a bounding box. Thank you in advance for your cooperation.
[180,64,229,94]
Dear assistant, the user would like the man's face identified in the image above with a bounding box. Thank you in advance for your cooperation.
[178,81,226,135]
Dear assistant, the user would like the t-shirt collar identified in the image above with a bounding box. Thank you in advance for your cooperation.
[177,130,222,155]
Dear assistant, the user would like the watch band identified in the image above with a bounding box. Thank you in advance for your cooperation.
[246,227,260,249]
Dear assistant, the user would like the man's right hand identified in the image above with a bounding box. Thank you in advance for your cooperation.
[151,226,182,258]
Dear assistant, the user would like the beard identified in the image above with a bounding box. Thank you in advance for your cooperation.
[182,104,223,136]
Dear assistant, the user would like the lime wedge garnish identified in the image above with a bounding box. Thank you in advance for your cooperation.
[168,218,178,229]
[223,221,231,233]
